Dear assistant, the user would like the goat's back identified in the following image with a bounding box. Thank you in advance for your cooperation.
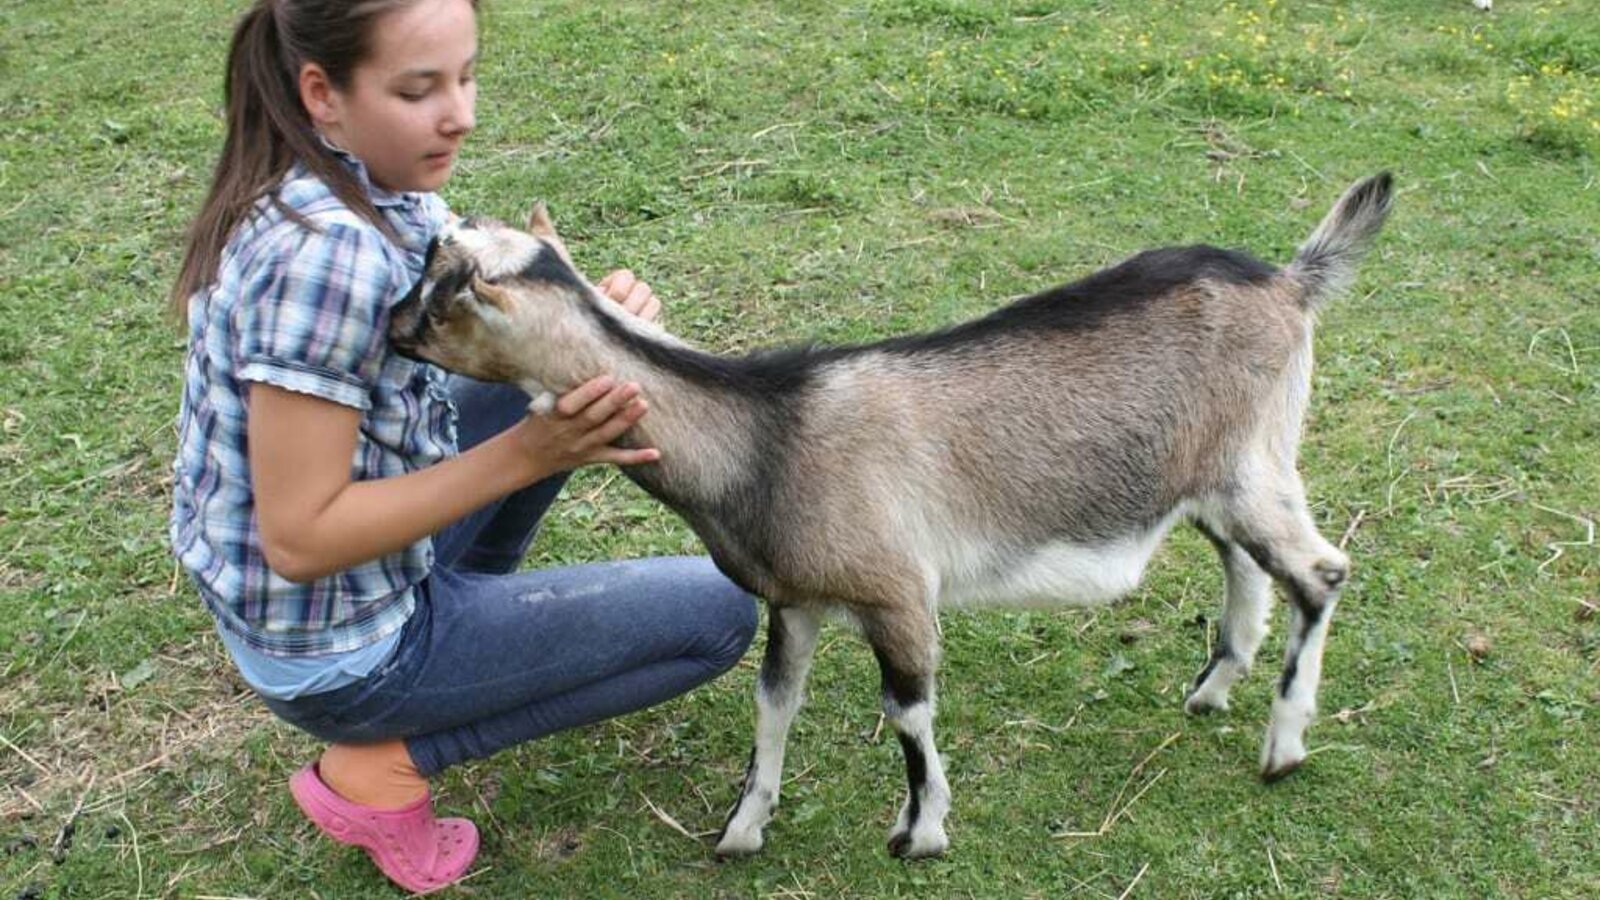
[754,247,1310,604]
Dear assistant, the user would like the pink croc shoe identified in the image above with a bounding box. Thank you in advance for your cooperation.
[290,763,479,894]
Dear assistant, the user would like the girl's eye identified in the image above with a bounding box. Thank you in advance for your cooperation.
[398,90,428,102]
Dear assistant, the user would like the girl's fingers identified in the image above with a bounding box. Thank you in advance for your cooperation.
[622,281,654,316]
[572,382,640,428]
[554,375,616,417]
[602,269,635,304]
[598,269,661,321]
[575,397,647,450]
[594,445,660,467]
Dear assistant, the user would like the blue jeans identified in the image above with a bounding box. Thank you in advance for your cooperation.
[260,376,759,776]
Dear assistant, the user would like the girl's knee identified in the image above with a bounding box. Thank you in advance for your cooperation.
[703,581,758,673]
[620,555,759,671]
[728,592,759,653]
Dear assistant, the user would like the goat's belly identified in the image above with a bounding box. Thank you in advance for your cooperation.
[937,519,1176,610]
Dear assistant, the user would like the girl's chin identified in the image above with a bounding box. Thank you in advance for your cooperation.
[403,165,454,193]
[369,172,450,194]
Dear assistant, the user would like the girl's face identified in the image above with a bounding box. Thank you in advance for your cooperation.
[309,0,478,193]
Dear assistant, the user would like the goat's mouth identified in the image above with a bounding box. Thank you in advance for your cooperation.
[389,236,444,359]
[389,278,433,361]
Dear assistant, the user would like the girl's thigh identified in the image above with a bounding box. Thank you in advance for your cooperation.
[339,556,757,739]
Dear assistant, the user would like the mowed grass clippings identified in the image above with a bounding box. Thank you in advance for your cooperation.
[2,0,1596,897]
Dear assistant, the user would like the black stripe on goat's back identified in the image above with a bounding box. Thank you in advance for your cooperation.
[878,244,1279,355]
[582,243,1278,395]
[1035,243,1277,318]
[581,297,848,395]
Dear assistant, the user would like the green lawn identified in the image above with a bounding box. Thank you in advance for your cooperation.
[2,0,1596,897]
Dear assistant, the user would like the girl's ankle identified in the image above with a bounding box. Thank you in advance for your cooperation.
[318,740,429,809]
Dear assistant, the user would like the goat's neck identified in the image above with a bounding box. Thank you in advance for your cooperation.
[520,300,761,507]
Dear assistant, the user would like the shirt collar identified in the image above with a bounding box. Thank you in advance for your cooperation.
[317,134,420,210]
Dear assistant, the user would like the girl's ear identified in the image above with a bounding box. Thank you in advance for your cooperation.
[299,62,340,127]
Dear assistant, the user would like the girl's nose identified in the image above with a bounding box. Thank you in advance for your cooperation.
[443,82,476,136]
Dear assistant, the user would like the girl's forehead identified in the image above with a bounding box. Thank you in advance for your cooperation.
[363,0,477,75]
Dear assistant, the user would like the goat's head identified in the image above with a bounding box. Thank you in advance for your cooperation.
[389,205,594,383]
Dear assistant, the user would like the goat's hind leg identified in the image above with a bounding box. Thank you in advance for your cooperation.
[1185,522,1274,715]
[860,603,949,859]
[716,605,821,856]
[1223,477,1350,781]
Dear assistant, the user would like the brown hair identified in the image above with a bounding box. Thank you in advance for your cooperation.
[170,0,475,314]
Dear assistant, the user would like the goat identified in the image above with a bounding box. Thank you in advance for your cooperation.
[389,173,1395,859]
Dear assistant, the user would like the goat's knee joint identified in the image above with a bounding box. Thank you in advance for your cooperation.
[1313,557,1349,589]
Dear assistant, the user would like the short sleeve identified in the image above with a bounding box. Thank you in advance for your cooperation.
[234,223,398,410]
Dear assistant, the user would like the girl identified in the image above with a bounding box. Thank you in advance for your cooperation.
[169,0,758,891]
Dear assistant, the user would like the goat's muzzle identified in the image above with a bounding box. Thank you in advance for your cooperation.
[388,276,432,362]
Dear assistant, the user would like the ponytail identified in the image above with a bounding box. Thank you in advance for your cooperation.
[170,0,414,317]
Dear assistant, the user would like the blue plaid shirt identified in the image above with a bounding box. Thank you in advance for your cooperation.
[171,150,457,656]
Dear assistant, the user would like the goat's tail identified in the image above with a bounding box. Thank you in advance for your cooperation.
[1285,171,1395,309]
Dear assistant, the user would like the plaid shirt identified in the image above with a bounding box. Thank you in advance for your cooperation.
[171,149,456,656]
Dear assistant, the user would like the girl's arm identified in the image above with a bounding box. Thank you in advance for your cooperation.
[249,376,657,583]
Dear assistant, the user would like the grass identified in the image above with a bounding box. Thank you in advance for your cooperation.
[2,0,1596,896]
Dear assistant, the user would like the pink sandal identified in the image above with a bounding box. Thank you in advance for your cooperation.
[289,763,479,894]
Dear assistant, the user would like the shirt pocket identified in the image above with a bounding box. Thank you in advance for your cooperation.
[363,354,456,471]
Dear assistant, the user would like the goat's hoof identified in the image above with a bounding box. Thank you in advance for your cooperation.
[713,829,765,858]
[1261,757,1304,783]
[1183,689,1229,716]
[1260,734,1307,783]
[887,826,948,859]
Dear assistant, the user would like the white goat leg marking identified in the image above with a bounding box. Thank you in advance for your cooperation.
[717,609,819,856]
[1187,543,1273,715]
[1263,595,1337,780]
[886,701,951,859]
[716,681,794,855]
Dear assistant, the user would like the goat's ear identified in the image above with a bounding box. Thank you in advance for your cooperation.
[526,201,578,269]
[527,202,557,238]
[471,275,516,314]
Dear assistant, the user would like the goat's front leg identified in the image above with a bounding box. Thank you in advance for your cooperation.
[860,604,949,859]
[716,605,821,856]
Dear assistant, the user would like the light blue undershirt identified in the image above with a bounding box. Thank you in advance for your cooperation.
[217,622,402,701]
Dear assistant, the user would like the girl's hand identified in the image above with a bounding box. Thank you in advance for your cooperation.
[511,375,659,479]
[596,269,663,322]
